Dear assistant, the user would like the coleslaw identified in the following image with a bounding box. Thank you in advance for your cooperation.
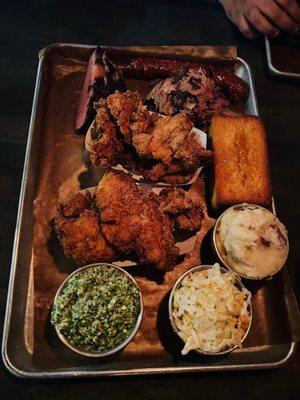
[172,264,251,355]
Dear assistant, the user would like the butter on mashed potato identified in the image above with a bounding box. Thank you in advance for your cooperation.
[215,205,288,279]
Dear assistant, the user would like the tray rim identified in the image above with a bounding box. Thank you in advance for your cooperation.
[265,36,300,79]
[1,43,298,379]
[2,343,297,379]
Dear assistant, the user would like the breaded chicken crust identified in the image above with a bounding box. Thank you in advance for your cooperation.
[55,192,117,265]
[88,90,212,183]
[159,187,204,231]
[89,99,125,167]
[95,170,179,270]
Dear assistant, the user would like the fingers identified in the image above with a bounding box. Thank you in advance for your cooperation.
[259,0,299,33]
[219,0,300,39]
[238,16,259,39]
[246,6,279,37]
[275,0,300,24]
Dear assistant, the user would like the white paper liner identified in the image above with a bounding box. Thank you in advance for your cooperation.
[85,118,207,187]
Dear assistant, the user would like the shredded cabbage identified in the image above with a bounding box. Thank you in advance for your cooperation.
[172,264,251,355]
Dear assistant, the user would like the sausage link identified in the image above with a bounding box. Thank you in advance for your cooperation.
[123,58,248,103]
[123,58,211,79]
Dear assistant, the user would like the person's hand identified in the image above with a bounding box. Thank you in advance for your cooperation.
[219,0,300,39]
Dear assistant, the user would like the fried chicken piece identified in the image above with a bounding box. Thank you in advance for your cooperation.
[174,132,213,169]
[160,188,193,214]
[95,170,179,270]
[159,188,204,231]
[105,91,192,160]
[143,162,183,182]
[158,173,194,185]
[106,90,155,145]
[88,92,157,169]
[88,90,212,184]
[143,139,212,183]
[134,115,212,182]
[59,191,93,217]
[89,99,125,167]
[55,192,118,265]
[134,114,193,161]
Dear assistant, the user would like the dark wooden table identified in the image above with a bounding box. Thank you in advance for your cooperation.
[0,1,299,398]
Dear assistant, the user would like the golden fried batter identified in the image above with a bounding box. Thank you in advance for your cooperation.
[134,114,192,161]
[88,90,212,184]
[142,129,213,182]
[159,187,204,231]
[89,99,125,167]
[107,90,155,144]
[105,92,212,182]
[55,192,118,265]
[95,170,179,270]
[59,191,93,217]
[174,132,213,169]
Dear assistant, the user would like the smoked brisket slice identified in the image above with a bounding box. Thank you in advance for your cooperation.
[75,46,126,135]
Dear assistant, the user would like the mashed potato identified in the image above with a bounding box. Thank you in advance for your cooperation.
[215,205,288,279]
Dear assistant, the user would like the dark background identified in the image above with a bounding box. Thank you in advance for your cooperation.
[0,0,299,398]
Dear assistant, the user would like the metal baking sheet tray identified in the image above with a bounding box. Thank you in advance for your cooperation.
[2,44,300,379]
[265,35,300,79]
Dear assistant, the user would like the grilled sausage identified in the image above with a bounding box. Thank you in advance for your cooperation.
[123,57,248,104]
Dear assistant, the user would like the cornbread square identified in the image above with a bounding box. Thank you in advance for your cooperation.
[210,115,272,207]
